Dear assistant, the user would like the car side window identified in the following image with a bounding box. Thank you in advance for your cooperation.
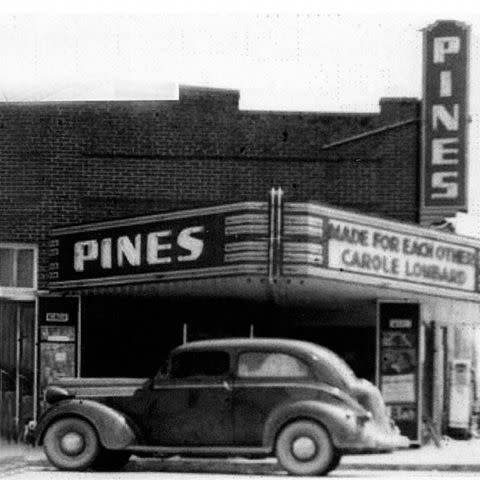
[237,352,311,378]
[170,351,230,378]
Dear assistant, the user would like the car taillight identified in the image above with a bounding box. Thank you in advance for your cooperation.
[357,412,372,427]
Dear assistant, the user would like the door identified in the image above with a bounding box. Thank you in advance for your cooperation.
[149,350,233,446]
[0,300,35,441]
[18,303,35,437]
[233,350,313,446]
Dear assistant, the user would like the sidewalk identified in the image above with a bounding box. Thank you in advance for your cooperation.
[2,438,480,473]
[0,441,27,464]
[342,437,480,471]
[0,441,31,477]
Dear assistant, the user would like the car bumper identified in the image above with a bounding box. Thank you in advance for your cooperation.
[340,422,410,453]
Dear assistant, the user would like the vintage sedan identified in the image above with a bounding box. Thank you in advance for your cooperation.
[34,338,409,476]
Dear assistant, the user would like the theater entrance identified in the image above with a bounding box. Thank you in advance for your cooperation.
[80,295,376,383]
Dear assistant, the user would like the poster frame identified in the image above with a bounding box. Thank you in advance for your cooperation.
[376,299,423,445]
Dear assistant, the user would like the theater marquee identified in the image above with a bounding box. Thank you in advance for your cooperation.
[282,202,480,299]
[328,219,476,292]
[421,20,470,223]
[48,202,269,288]
[49,200,480,299]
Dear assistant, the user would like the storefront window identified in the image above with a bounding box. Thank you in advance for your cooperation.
[0,249,15,286]
[17,249,34,288]
[0,246,36,289]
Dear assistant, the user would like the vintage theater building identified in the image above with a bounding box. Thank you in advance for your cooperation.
[0,20,475,444]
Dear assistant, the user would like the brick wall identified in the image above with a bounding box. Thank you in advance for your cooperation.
[0,86,420,287]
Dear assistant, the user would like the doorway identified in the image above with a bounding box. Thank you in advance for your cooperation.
[0,301,35,441]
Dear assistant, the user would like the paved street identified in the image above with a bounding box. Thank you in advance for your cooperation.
[5,466,480,480]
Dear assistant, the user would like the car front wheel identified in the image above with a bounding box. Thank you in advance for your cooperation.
[43,417,100,471]
[275,420,336,476]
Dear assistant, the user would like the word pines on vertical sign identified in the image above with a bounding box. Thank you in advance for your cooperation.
[421,20,470,225]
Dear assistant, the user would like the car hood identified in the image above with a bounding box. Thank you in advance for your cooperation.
[43,377,148,404]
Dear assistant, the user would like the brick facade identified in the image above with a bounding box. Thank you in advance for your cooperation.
[0,86,420,288]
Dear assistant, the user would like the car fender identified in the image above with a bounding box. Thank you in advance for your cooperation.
[35,399,140,449]
[263,400,360,449]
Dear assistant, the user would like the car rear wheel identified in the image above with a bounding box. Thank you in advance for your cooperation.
[275,420,335,476]
[43,417,100,471]
[326,451,342,473]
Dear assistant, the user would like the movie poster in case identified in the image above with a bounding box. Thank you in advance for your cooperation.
[38,296,79,392]
[39,342,76,387]
[377,301,421,443]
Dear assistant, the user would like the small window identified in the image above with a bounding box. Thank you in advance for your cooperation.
[17,249,35,288]
[0,246,36,288]
[238,352,310,378]
[170,351,230,378]
[0,248,15,286]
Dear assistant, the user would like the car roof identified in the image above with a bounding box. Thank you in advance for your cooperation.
[173,338,342,363]
[171,338,358,386]
[174,337,315,351]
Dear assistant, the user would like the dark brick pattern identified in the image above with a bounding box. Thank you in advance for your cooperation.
[0,87,420,288]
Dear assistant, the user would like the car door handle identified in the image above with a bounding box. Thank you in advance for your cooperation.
[222,380,232,392]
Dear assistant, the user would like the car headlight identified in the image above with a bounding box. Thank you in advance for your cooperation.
[44,386,72,404]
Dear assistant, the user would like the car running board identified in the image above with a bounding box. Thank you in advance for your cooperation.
[126,445,272,457]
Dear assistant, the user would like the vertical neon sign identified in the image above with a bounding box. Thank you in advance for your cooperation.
[421,21,470,224]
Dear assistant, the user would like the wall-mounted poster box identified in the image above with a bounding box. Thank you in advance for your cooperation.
[377,301,421,444]
[37,295,79,396]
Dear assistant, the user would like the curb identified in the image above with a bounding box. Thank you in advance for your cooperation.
[0,457,24,468]
[0,457,27,478]
[132,456,480,473]
[341,463,480,472]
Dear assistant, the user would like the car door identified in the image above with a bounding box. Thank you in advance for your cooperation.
[149,349,234,446]
[232,350,314,446]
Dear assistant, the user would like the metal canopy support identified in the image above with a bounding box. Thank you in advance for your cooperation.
[268,187,284,291]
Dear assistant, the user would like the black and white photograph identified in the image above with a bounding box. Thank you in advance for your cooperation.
[3,0,480,478]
